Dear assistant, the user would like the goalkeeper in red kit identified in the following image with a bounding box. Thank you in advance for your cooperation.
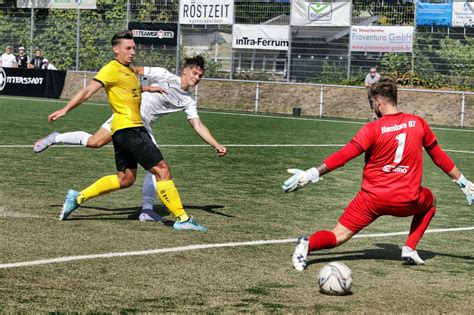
[283,80,473,270]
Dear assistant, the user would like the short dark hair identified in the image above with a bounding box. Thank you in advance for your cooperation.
[111,30,134,46]
[183,55,205,70]
[369,80,397,104]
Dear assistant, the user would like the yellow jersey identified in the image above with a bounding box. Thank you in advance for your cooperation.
[94,59,142,134]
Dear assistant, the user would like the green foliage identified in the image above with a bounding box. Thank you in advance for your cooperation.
[233,71,280,81]
[200,54,223,79]
[436,37,474,84]
[135,48,176,71]
[380,53,411,74]
[135,0,178,23]
[234,1,290,24]
[306,61,363,86]
[379,36,473,90]
[352,0,414,26]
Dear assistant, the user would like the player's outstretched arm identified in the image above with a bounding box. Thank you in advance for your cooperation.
[282,164,329,193]
[449,168,474,206]
[48,80,102,122]
[189,117,227,157]
[141,85,168,94]
[426,142,473,206]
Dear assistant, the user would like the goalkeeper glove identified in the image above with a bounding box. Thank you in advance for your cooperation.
[282,167,320,193]
[455,174,473,206]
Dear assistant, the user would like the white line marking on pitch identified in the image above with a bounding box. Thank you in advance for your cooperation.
[1,226,473,269]
[1,144,473,155]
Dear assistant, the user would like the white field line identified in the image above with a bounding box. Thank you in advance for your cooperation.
[0,226,473,269]
[1,144,474,155]
[1,95,473,133]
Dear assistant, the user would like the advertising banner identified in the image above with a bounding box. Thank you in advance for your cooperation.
[179,0,234,25]
[415,0,452,26]
[291,0,351,27]
[0,67,66,99]
[452,1,474,27]
[17,0,96,9]
[350,26,414,53]
[232,24,290,51]
[128,22,178,46]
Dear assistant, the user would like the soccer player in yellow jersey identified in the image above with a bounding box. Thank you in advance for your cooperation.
[47,30,208,231]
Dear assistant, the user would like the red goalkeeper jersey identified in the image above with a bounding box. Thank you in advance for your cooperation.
[348,112,436,205]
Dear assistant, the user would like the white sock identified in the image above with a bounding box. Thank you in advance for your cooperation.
[142,171,157,211]
[55,131,91,147]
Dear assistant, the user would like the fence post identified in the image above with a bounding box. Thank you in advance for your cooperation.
[319,85,324,118]
[30,9,34,57]
[195,83,199,108]
[75,9,81,71]
[175,23,181,75]
[461,92,465,128]
[255,82,260,114]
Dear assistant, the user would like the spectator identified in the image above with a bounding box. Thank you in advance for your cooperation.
[364,67,381,121]
[42,58,57,70]
[29,49,44,69]
[16,46,30,68]
[1,46,17,68]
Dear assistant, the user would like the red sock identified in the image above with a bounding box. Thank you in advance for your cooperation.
[405,206,436,250]
[308,230,337,252]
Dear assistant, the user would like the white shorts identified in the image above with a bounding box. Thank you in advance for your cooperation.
[101,115,158,147]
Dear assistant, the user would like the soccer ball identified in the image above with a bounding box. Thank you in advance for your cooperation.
[318,261,353,295]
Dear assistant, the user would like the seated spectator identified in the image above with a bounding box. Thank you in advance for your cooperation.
[1,46,17,68]
[16,46,30,68]
[42,58,57,70]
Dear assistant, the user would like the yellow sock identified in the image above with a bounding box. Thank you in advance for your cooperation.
[77,175,121,205]
[157,180,189,222]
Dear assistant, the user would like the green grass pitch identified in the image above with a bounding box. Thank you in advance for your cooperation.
[0,95,473,312]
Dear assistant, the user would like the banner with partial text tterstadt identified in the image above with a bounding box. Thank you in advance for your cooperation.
[350,26,414,53]
[232,24,290,51]
[179,0,234,25]
[291,0,351,27]
[17,0,96,9]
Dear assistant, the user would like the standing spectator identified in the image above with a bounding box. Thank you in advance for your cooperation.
[29,49,44,69]
[16,46,30,68]
[364,67,381,121]
[42,59,57,70]
[1,46,17,68]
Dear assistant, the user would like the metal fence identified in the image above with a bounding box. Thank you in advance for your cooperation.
[0,0,473,87]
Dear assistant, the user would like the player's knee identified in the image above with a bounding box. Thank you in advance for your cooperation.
[120,178,135,188]
[152,160,172,181]
[87,138,106,148]
[118,174,136,188]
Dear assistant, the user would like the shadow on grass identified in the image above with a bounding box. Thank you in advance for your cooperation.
[307,243,474,266]
[49,204,232,221]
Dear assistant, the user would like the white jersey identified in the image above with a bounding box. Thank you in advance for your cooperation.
[1,53,16,67]
[101,66,199,134]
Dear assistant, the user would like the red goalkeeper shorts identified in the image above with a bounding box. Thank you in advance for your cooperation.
[339,187,435,233]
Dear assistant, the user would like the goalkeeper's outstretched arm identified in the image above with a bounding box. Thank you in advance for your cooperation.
[282,141,363,193]
[425,141,473,206]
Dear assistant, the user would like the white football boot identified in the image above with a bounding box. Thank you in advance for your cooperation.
[138,209,164,222]
[292,236,309,271]
[34,131,59,153]
[401,246,425,265]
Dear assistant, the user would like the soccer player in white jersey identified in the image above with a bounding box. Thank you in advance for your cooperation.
[34,55,227,222]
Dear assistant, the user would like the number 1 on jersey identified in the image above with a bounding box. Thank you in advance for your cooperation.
[394,133,406,163]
